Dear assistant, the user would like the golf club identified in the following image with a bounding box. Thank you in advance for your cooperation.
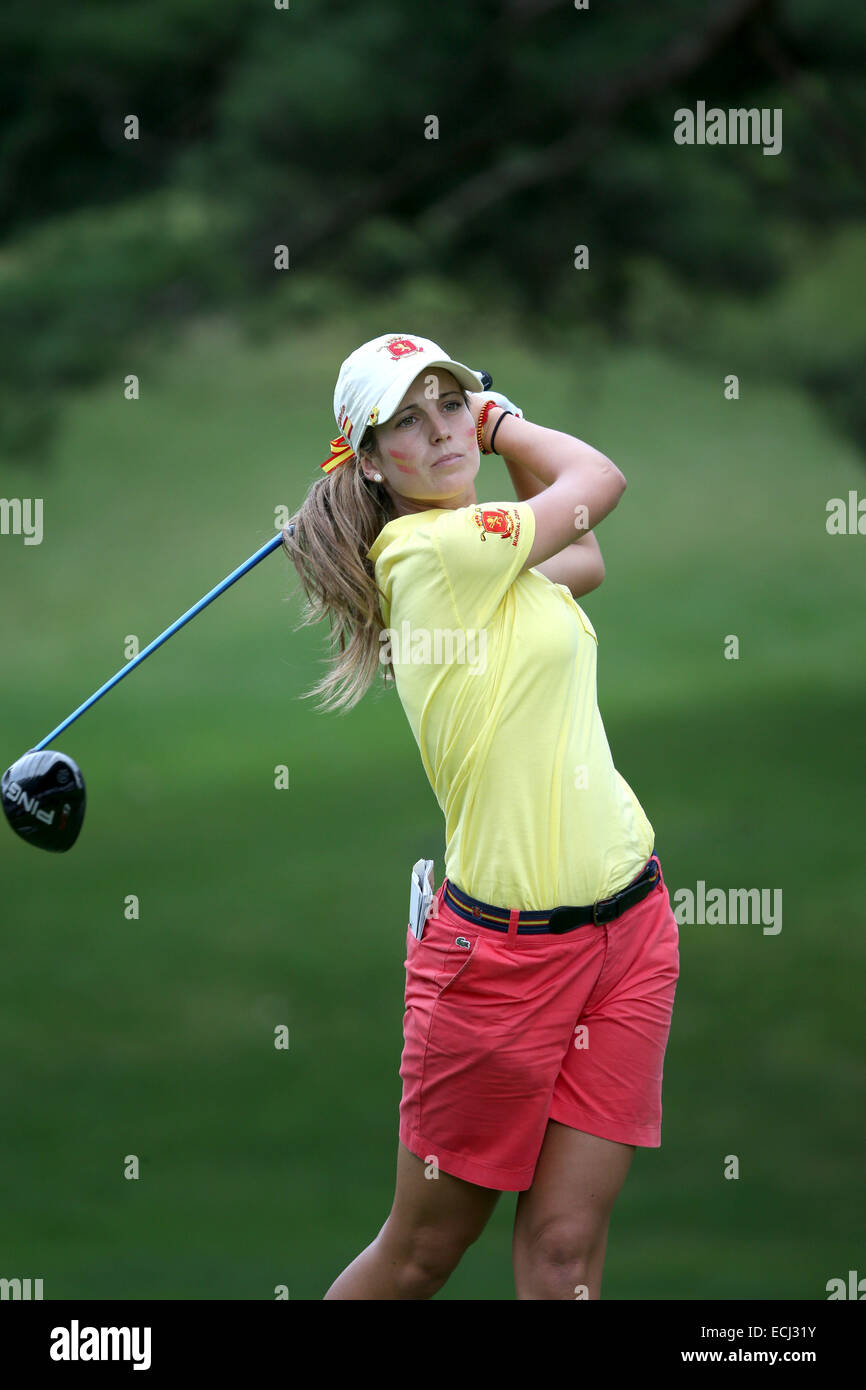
[2,369,494,853]
[1,531,285,853]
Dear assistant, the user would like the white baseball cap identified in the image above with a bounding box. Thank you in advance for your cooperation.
[329,333,484,467]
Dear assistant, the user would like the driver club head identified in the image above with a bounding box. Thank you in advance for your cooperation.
[1,749,86,852]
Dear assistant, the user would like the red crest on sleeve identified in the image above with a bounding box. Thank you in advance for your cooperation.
[472,507,516,542]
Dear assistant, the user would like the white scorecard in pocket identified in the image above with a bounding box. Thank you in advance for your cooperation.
[409,857,435,940]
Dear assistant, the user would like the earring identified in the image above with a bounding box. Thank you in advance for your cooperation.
[373,473,383,482]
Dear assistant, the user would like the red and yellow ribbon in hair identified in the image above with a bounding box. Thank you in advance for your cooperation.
[320,435,355,473]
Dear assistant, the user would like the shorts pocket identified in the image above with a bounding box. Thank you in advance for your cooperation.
[416,899,484,994]
[433,928,481,995]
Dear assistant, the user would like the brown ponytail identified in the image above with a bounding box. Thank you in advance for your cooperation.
[281,427,396,714]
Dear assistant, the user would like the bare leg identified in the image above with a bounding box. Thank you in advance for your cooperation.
[324,1140,502,1299]
[512,1121,636,1300]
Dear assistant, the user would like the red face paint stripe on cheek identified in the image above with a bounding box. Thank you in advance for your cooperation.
[388,450,415,474]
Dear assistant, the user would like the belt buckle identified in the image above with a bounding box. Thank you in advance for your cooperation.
[593,890,620,925]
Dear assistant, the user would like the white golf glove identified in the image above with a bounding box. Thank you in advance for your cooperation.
[484,388,524,420]
[468,382,525,420]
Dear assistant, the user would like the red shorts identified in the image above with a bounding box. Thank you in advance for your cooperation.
[399,856,680,1191]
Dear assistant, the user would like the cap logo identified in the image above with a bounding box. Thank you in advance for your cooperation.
[380,337,423,361]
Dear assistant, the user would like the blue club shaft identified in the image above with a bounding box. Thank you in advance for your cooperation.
[33,531,286,752]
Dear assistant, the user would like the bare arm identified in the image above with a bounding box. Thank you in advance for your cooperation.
[469,398,625,574]
[501,448,604,596]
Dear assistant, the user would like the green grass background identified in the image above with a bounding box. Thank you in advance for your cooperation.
[1,305,864,1299]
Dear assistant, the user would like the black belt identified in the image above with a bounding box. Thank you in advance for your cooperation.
[442,854,661,934]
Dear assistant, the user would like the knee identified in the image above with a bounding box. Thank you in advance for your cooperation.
[407,1225,472,1288]
[517,1220,599,1298]
[381,1221,471,1296]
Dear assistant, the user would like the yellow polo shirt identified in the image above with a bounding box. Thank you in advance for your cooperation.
[366,500,654,909]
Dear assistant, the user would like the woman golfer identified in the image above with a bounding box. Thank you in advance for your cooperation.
[283,332,680,1300]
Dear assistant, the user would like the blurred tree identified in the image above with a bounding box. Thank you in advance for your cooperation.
[0,0,863,461]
